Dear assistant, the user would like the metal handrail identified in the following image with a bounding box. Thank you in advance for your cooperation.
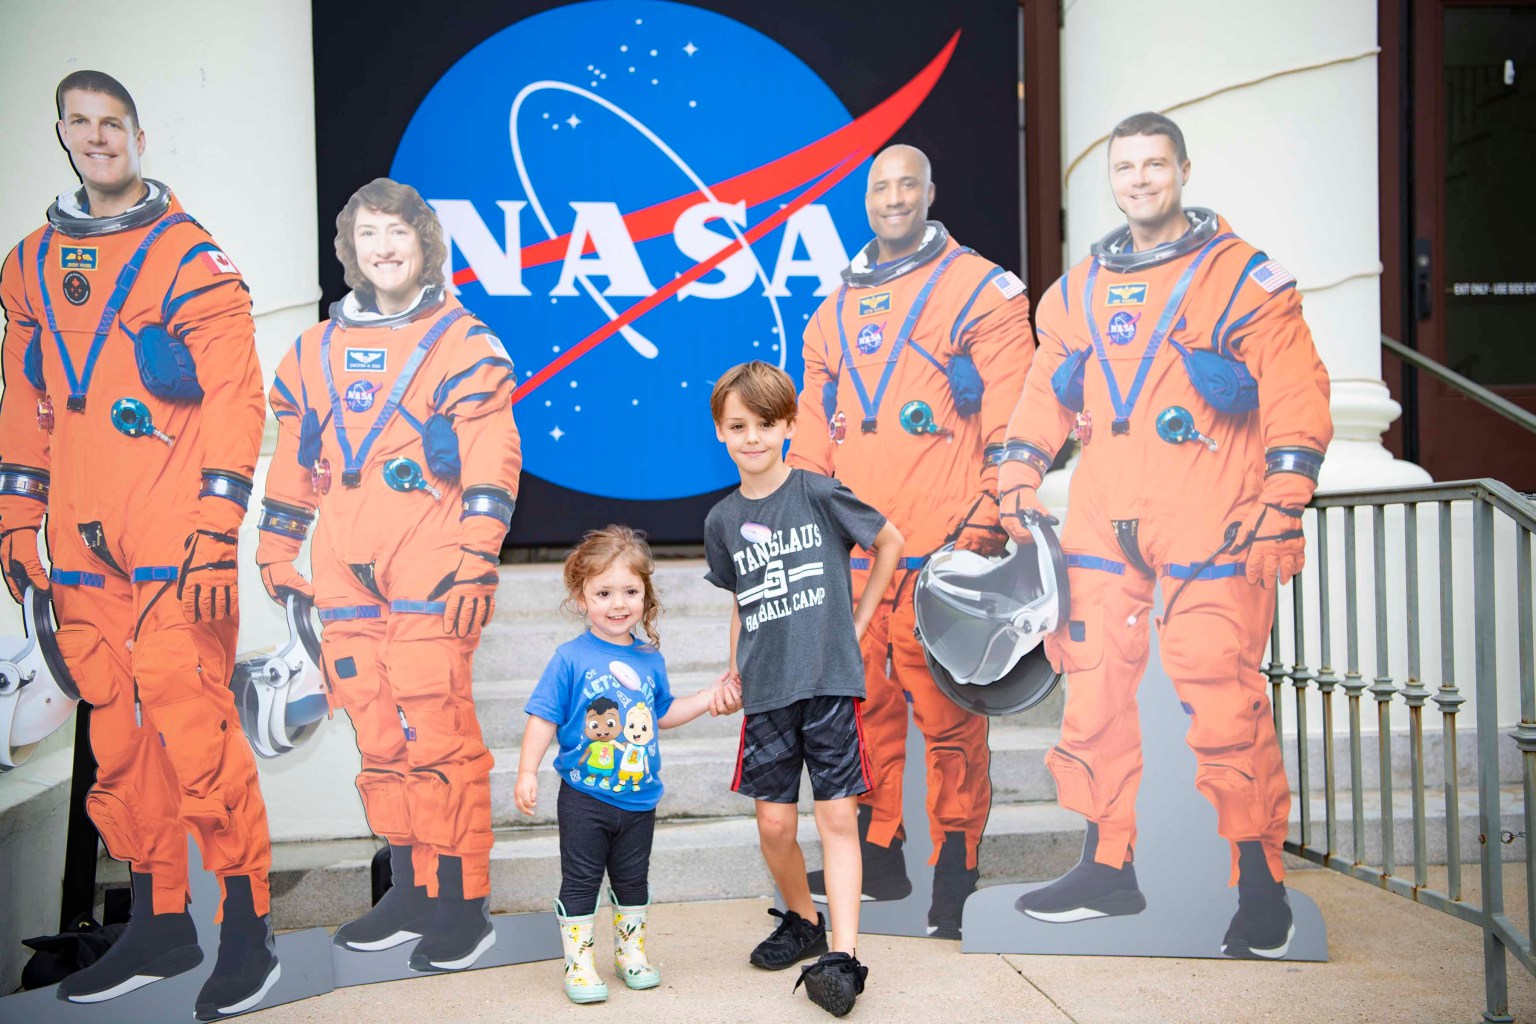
[1382,334,1536,436]
[1272,478,1535,1022]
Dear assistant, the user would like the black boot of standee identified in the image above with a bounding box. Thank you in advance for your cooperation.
[334,845,437,951]
[194,875,280,1022]
[408,856,496,972]
[809,804,913,903]
[56,871,202,1003]
[927,831,980,939]
[1013,822,1147,922]
[1221,842,1294,959]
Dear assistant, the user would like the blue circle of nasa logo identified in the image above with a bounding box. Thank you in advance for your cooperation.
[1107,311,1139,345]
[856,322,883,355]
[392,1,872,500]
[345,380,378,412]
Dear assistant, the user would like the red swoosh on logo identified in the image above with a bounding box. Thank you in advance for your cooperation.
[498,30,959,404]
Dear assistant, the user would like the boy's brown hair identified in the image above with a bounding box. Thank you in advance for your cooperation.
[709,361,797,425]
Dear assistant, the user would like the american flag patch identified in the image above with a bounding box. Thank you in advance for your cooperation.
[200,249,240,275]
[1250,259,1294,293]
[992,270,1026,299]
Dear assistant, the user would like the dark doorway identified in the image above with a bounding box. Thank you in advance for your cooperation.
[1382,0,1536,490]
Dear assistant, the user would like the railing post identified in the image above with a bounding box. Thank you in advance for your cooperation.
[1400,503,1431,891]
[1343,506,1368,865]
[1371,505,1398,876]
[1511,524,1536,980]
[1473,498,1512,1022]
[1316,508,1340,862]
[1291,550,1314,848]
[1435,500,1466,902]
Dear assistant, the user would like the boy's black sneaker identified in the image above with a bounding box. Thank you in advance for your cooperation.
[809,805,912,903]
[794,951,868,1018]
[1221,841,1295,959]
[1013,823,1146,922]
[748,908,827,970]
[56,872,203,1004]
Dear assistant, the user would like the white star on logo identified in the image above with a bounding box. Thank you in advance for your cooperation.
[550,426,565,441]
[683,41,698,56]
[566,114,582,129]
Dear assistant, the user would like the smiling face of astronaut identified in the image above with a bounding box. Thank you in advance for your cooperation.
[585,704,621,743]
[352,206,424,314]
[865,144,935,263]
[624,704,653,746]
[57,89,145,206]
[1108,131,1190,250]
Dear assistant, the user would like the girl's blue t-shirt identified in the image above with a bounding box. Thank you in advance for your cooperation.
[524,630,675,813]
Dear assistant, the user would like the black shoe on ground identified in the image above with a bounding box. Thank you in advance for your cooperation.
[749,908,828,970]
[809,805,913,904]
[195,876,281,1022]
[408,856,496,972]
[927,831,979,939]
[334,845,437,952]
[1221,841,1295,959]
[794,951,868,1017]
[1014,823,1146,922]
[56,871,202,1004]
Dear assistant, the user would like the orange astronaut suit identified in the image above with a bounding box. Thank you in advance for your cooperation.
[1001,210,1332,883]
[788,223,1034,868]
[256,288,520,900]
[0,182,272,917]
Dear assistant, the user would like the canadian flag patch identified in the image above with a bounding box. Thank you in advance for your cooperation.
[200,249,240,275]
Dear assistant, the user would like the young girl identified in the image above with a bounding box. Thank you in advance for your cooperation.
[515,525,741,1003]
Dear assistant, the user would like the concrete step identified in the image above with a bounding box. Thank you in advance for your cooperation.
[470,672,1061,748]
[1279,725,1522,791]
[494,559,731,620]
[488,726,1066,828]
[94,784,1527,930]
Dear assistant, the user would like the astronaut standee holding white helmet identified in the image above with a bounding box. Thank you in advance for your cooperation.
[1000,112,1332,958]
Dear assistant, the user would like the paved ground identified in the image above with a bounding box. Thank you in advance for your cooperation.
[249,861,1536,1024]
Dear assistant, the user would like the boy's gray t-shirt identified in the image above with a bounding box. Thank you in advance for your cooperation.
[703,468,886,715]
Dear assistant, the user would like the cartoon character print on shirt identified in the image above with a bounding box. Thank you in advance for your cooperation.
[613,703,654,793]
[568,659,664,793]
[577,696,622,789]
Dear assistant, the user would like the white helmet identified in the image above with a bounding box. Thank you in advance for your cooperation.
[0,588,80,770]
[913,515,1070,717]
[232,593,328,759]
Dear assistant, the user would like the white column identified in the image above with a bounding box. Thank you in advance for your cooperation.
[1053,0,1427,493]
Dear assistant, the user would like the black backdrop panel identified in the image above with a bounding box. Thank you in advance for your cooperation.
[312,0,1018,546]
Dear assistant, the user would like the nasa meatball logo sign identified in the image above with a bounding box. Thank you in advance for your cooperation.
[393,0,955,500]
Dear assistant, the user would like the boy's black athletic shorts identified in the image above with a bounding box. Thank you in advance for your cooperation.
[732,695,873,803]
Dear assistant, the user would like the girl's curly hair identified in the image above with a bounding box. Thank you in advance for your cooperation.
[561,525,662,649]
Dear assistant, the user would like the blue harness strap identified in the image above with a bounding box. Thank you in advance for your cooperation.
[36,213,195,409]
[849,556,928,571]
[131,565,180,583]
[321,306,469,484]
[1082,233,1233,433]
[1160,561,1245,581]
[390,599,447,615]
[318,605,383,622]
[50,569,105,588]
[834,247,969,432]
[1065,554,1126,575]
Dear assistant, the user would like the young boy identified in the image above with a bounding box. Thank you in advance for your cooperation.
[703,361,904,1017]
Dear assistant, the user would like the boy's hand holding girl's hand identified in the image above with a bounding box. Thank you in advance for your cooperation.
[709,668,743,716]
[514,771,539,816]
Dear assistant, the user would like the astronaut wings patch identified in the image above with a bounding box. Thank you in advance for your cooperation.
[1249,259,1295,293]
[991,271,1026,300]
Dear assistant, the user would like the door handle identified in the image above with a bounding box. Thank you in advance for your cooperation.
[1413,238,1433,322]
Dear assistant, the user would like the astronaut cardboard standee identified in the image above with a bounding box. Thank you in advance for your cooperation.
[786,144,1036,938]
[0,70,280,1018]
[998,112,1333,959]
[255,178,521,975]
